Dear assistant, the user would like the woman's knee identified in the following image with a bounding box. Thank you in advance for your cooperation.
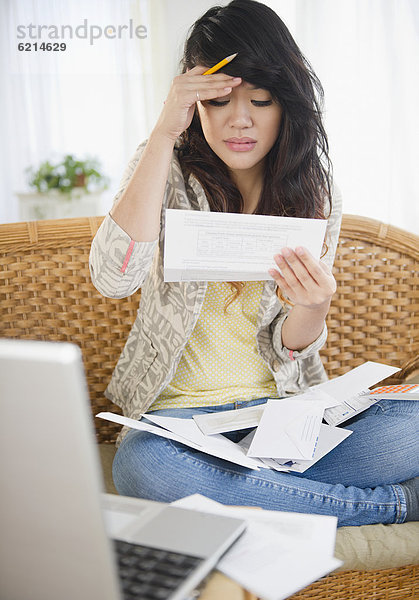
[112,430,191,500]
[112,430,158,497]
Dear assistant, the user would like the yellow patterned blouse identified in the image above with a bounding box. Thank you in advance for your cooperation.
[150,281,277,409]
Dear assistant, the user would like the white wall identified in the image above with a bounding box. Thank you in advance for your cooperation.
[1,0,417,232]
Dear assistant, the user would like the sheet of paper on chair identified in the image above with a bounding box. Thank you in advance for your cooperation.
[314,361,400,426]
[172,494,338,559]
[96,412,264,470]
[163,208,327,282]
[257,424,353,473]
[173,494,342,600]
[226,553,341,600]
[193,404,266,435]
[246,398,324,459]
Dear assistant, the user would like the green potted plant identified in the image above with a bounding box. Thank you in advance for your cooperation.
[17,154,109,220]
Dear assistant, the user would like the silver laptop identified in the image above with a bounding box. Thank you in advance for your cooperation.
[0,339,245,600]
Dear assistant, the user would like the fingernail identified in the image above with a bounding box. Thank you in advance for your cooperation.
[296,247,305,256]
[281,248,291,257]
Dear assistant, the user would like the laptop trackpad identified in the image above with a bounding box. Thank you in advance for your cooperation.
[102,494,164,540]
[103,509,150,539]
[128,506,245,559]
[101,494,245,559]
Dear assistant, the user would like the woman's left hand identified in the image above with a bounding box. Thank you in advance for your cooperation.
[269,246,336,309]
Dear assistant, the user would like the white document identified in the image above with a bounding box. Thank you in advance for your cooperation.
[192,390,339,437]
[324,392,382,427]
[145,414,213,446]
[164,209,327,282]
[173,494,341,600]
[193,404,266,435]
[314,361,400,399]
[246,399,324,460]
[314,362,400,426]
[96,412,265,470]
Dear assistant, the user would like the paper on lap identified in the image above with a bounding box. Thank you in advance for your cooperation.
[96,412,265,470]
[97,361,400,472]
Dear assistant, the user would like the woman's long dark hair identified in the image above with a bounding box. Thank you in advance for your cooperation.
[178,0,332,220]
[177,0,332,307]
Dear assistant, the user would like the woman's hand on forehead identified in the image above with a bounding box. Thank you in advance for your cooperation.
[155,66,241,141]
[184,65,242,101]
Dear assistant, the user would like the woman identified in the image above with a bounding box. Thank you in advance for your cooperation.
[90,0,418,526]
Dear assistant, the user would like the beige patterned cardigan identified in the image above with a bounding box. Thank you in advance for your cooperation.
[89,141,342,429]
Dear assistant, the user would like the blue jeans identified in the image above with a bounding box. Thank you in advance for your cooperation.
[112,398,419,527]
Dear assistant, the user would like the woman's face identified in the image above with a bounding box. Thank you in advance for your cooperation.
[196,81,282,179]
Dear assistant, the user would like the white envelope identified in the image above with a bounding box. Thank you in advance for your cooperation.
[193,404,266,435]
[256,425,353,473]
[246,399,324,460]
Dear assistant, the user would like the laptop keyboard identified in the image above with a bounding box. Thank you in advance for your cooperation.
[114,538,204,600]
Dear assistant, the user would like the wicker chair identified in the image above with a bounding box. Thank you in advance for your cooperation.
[1,214,418,599]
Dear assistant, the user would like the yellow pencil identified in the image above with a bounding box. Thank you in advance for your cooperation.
[203,53,238,75]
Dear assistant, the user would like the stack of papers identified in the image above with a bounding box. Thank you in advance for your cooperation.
[172,494,341,600]
[97,361,400,474]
